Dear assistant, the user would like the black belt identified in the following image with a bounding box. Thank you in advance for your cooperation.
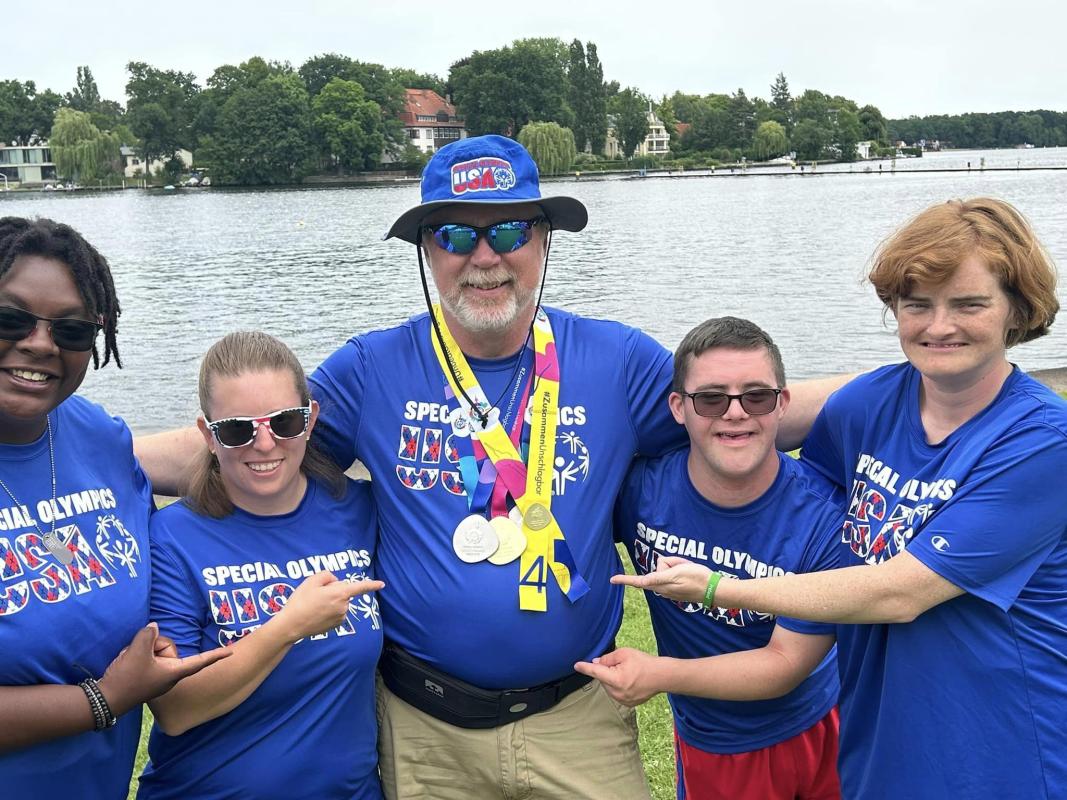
[379,642,596,729]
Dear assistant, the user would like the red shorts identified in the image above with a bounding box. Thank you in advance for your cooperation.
[675,706,841,800]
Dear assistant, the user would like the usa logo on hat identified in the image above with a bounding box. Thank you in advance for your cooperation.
[452,157,517,196]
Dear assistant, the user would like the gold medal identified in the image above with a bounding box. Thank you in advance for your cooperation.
[487,516,527,565]
[524,502,551,531]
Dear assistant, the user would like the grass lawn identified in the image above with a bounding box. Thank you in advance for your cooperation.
[127,544,674,799]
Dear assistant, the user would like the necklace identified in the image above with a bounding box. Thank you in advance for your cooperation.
[0,415,72,565]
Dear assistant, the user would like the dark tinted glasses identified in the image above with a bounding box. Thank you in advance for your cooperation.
[680,389,782,418]
[0,306,101,352]
[207,407,311,448]
[425,217,543,255]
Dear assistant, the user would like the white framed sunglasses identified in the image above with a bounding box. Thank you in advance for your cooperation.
[206,406,311,448]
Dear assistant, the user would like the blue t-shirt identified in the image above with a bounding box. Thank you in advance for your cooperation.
[310,308,684,688]
[0,395,152,798]
[137,479,383,800]
[618,449,841,754]
[802,364,1067,799]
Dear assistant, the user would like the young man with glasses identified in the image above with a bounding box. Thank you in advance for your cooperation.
[136,137,850,800]
[578,317,843,800]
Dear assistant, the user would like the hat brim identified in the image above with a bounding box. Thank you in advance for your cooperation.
[383,195,588,244]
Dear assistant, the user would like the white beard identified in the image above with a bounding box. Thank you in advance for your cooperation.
[441,272,537,334]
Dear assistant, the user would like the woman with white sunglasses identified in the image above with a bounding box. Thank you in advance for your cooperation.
[137,331,384,800]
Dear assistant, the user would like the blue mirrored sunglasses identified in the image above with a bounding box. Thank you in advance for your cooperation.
[424,217,544,255]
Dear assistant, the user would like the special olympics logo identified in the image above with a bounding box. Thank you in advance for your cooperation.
[553,431,590,497]
[493,167,516,190]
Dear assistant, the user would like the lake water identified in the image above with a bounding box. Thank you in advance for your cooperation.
[2,146,1065,433]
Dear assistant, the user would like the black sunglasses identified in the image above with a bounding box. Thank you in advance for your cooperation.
[680,388,782,418]
[207,407,311,448]
[424,217,544,255]
[0,306,101,352]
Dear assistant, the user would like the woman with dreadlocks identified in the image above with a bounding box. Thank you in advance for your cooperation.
[0,217,227,798]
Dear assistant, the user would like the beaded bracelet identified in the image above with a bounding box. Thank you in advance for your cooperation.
[77,675,118,732]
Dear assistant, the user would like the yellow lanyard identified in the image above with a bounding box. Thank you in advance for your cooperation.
[430,305,589,611]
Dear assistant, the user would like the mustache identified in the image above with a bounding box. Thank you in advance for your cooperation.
[459,270,511,289]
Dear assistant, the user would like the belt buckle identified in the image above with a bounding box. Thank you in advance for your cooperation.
[500,687,535,720]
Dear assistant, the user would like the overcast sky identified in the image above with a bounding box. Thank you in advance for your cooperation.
[3,0,1062,119]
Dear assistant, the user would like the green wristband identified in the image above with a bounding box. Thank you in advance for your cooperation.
[702,571,723,610]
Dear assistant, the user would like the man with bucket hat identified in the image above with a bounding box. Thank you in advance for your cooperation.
[310,134,666,798]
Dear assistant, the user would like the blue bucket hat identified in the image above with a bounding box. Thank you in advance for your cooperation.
[384,134,588,244]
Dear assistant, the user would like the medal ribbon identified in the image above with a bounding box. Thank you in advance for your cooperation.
[430,305,590,611]
[442,363,529,516]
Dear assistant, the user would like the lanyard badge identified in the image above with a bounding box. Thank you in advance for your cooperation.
[431,305,590,612]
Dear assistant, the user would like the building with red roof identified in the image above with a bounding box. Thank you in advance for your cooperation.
[399,89,467,156]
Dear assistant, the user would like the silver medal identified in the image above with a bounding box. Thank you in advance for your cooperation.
[452,514,500,563]
[449,407,472,438]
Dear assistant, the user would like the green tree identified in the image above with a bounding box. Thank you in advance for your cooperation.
[670,92,703,124]
[567,40,589,150]
[299,53,360,97]
[90,100,125,133]
[609,88,649,159]
[398,141,429,171]
[770,72,791,113]
[768,72,793,132]
[449,38,573,136]
[311,78,385,173]
[585,43,608,154]
[518,121,576,174]
[753,120,788,160]
[792,118,830,160]
[655,95,678,139]
[65,66,101,112]
[49,107,120,181]
[1018,113,1047,146]
[836,109,862,161]
[196,57,281,143]
[858,104,887,143]
[125,62,199,173]
[833,108,862,161]
[200,72,313,185]
[0,80,34,144]
[299,54,405,152]
[390,68,446,96]
[0,81,63,145]
[794,89,832,127]
[567,40,607,154]
[685,95,732,153]
[728,89,757,148]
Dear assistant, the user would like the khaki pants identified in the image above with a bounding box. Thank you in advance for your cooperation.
[377,674,652,800]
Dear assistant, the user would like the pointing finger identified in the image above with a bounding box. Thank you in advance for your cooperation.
[174,647,232,678]
[611,573,654,589]
[574,660,616,685]
[341,579,384,598]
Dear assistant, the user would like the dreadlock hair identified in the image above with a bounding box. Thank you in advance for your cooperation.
[0,217,122,368]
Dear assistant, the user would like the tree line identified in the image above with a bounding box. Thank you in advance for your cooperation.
[888,110,1067,149]
[0,41,1060,186]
